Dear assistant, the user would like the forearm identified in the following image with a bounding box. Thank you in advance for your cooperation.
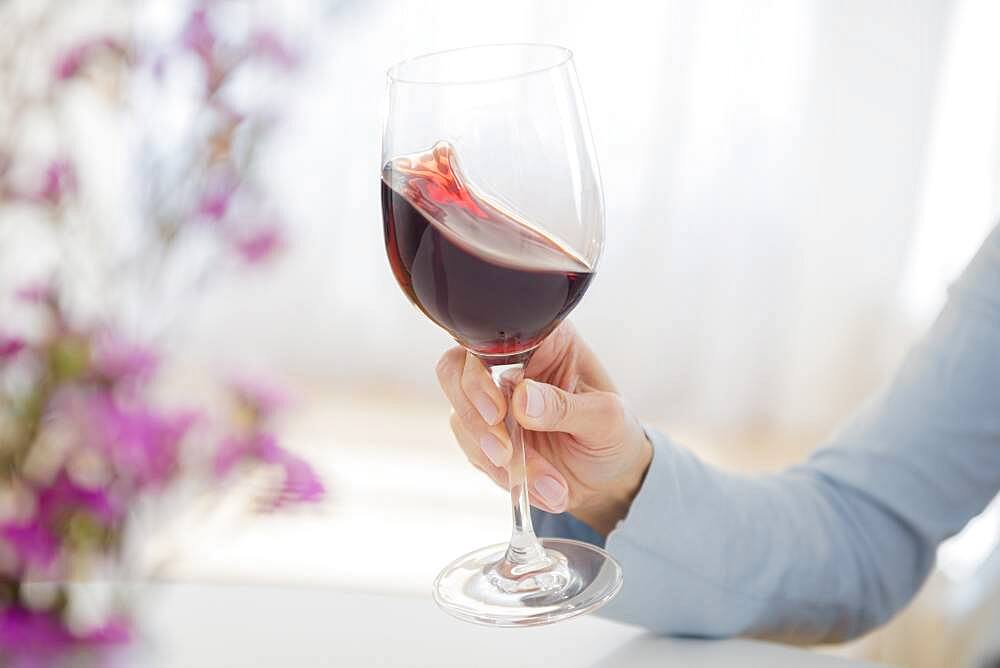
[537,430,935,642]
[596,431,935,643]
[536,223,1000,641]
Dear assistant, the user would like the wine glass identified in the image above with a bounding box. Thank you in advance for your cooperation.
[381,44,621,626]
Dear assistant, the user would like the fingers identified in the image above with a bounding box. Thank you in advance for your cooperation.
[438,347,571,514]
[436,348,512,467]
[523,446,569,513]
[526,320,617,394]
[525,320,577,379]
[449,413,508,489]
[460,352,505,426]
[511,379,627,445]
[450,413,568,514]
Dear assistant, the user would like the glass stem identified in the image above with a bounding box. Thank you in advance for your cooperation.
[490,363,552,572]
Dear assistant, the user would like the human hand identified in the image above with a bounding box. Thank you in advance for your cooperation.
[435,322,652,537]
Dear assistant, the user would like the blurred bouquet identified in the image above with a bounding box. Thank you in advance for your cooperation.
[0,1,320,662]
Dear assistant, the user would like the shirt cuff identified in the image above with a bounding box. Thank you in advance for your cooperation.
[531,428,667,548]
[606,426,671,548]
[530,508,606,548]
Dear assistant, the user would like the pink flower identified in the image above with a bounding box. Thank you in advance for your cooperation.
[34,160,77,206]
[232,226,283,263]
[230,377,287,419]
[0,335,25,361]
[211,437,243,478]
[1,521,59,570]
[53,43,93,81]
[52,38,127,81]
[213,432,324,506]
[275,453,325,506]
[213,432,276,478]
[15,282,54,305]
[249,31,300,70]
[91,335,158,384]
[86,393,195,490]
[182,9,215,67]
[36,473,123,527]
[198,190,231,220]
[0,608,130,660]
[196,172,239,222]
[0,608,73,658]
[81,617,131,645]
[1,473,124,571]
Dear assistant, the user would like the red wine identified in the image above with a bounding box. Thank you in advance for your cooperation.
[382,142,594,361]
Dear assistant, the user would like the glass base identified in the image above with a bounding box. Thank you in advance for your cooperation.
[432,538,623,627]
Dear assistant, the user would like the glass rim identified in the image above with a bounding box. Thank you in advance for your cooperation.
[386,43,574,86]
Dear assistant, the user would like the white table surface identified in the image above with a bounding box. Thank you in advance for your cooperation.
[118,582,880,667]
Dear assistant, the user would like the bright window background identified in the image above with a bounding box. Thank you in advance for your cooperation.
[166,0,1000,611]
[3,0,1000,663]
[140,0,1000,599]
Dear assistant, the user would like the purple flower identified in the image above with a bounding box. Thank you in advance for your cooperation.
[1,521,59,570]
[0,608,130,661]
[232,226,283,263]
[211,436,244,478]
[213,432,277,478]
[1,473,123,571]
[249,31,300,70]
[0,608,73,658]
[37,473,122,526]
[196,172,239,222]
[34,160,77,206]
[181,9,215,67]
[230,377,286,419]
[91,335,158,384]
[53,43,94,81]
[0,335,25,361]
[80,616,131,645]
[198,190,231,220]
[275,453,325,506]
[52,38,127,82]
[15,282,54,305]
[213,432,323,506]
[86,393,195,490]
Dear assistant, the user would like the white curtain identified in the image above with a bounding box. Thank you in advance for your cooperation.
[183,0,1000,442]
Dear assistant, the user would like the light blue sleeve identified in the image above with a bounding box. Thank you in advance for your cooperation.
[533,223,1000,643]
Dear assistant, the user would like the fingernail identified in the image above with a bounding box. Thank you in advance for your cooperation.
[472,394,499,425]
[525,381,545,418]
[533,475,567,508]
[479,434,506,467]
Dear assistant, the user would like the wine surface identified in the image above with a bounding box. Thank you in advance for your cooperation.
[382,141,593,358]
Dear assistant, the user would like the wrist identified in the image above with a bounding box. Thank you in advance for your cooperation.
[572,433,653,537]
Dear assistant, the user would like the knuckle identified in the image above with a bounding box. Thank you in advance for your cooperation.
[449,416,473,450]
[600,393,627,433]
[459,363,479,393]
[549,388,570,423]
[457,402,481,426]
[457,434,481,462]
[462,357,495,396]
[465,452,486,471]
[435,349,462,384]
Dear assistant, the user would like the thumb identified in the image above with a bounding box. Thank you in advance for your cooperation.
[512,379,626,443]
